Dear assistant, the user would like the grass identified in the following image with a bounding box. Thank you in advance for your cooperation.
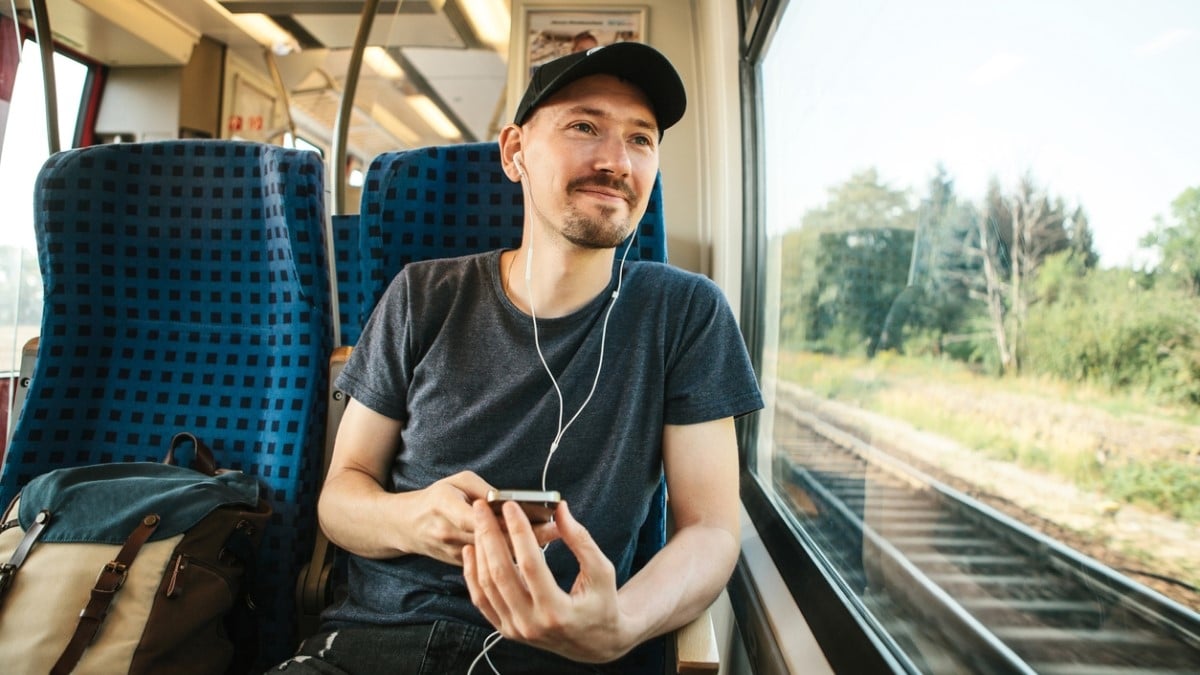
[775,350,1200,522]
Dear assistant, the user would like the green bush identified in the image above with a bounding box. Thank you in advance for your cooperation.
[1024,261,1200,406]
[1103,460,1200,522]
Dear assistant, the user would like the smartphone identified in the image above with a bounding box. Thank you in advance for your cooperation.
[485,489,561,524]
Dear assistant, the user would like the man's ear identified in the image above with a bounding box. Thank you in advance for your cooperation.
[498,124,524,183]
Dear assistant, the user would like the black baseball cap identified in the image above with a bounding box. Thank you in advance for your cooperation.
[513,42,686,135]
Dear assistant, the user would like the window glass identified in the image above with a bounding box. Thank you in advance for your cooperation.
[0,40,89,374]
[753,1,1200,670]
[287,133,324,157]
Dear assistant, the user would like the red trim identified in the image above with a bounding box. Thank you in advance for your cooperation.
[0,15,20,103]
[76,66,106,147]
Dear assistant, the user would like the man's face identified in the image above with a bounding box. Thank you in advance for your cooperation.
[520,74,660,250]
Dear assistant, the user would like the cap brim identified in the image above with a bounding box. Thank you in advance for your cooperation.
[515,43,686,134]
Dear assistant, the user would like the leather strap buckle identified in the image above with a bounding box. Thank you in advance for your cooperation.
[95,560,130,593]
[53,513,160,675]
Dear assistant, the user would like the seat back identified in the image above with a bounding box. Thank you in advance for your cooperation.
[351,141,667,335]
[330,214,364,345]
[1,140,334,668]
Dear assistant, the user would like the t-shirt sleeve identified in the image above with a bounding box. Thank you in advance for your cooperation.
[663,276,764,426]
[335,271,413,422]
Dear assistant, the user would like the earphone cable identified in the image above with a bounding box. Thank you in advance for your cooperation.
[466,630,505,675]
[538,233,634,490]
[477,154,636,672]
[518,159,636,489]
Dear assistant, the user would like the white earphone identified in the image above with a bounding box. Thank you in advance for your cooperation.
[513,151,526,179]
[468,142,637,675]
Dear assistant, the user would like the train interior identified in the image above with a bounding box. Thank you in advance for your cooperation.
[1,1,1199,673]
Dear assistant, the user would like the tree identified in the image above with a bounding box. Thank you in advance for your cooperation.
[1065,206,1098,269]
[1026,254,1200,406]
[777,169,916,354]
[879,165,981,355]
[774,226,821,350]
[970,173,1091,374]
[1141,185,1200,296]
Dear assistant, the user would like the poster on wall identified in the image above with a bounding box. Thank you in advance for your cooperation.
[522,7,648,78]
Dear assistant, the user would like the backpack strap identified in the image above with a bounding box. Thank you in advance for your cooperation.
[51,513,161,675]
[0,509,52,607]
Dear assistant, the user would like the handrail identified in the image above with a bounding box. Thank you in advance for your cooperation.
[331,0,381,216]
[263,47,297,143]
[28,0,58,154]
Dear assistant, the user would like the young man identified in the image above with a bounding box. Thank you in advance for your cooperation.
[276,43,762,674]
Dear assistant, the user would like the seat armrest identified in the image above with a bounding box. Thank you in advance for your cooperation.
[6,337,39,448]
[666,500,721,674]
[319,346,355,482]
[297,347,354,635]
[675,606,719,674]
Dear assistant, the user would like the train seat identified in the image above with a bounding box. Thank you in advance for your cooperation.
[1,140,334,669]
[330,213,364,345]
[298,141,716,673]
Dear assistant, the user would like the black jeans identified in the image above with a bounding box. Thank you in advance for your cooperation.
[269,621,659,675]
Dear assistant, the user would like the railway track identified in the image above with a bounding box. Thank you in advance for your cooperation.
[773,400,1200,674]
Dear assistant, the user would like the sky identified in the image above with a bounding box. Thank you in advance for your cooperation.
[760,0,1199,268]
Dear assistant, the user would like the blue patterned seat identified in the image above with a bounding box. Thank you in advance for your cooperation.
[1,140,334,669]
[353,141,667,333]
[330,214,363,345]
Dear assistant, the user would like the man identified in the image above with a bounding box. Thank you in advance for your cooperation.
[275,43,762,674]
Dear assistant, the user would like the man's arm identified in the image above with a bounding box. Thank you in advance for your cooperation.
[615,415,741,644]
[319,398,496,565]
[462,416,739,662]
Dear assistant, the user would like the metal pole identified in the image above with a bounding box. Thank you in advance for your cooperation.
[264,47,296,142]
[7,0,20,57]
[29,0,59,154]
[331,0,381,215]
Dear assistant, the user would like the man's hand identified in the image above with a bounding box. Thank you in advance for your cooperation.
[462,500,631,663]
[405,471,493,566]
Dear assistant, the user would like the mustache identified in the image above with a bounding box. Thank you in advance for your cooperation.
[566,174,637,204]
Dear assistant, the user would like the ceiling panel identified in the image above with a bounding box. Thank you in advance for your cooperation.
[15,0,508,150]
[10,0,201,66]
[293,12,464,50]
[402,47,505,142]
[216,0,437,15]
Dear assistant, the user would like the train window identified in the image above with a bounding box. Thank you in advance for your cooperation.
[745,1,1200,672]
[0,36,90,374]
[285,133,324,158]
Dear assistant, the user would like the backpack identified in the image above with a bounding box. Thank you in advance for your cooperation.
[0,433,271,674]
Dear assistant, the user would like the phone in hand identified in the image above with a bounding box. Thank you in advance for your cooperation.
[485,489,561,524]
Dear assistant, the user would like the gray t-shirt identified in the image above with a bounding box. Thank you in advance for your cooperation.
[327,249,762,629]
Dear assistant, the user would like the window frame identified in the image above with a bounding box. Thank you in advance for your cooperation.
[734,1,915,671]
